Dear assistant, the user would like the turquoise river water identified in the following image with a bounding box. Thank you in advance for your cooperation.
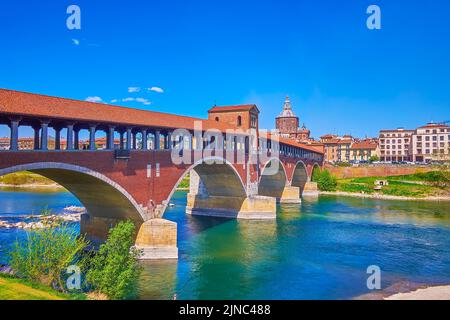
[1,188,450,299]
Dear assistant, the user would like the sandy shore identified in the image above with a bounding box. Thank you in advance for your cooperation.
[320,191,450,202]
[385,285,450,300]
[0,183,65,190]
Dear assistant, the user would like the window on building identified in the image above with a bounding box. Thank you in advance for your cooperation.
[237,116,242,127]
[250,115,257,128]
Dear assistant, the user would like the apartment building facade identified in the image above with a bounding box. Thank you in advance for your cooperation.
[350,139,380,161]
[379,128,414,162]
[412,123,450,162]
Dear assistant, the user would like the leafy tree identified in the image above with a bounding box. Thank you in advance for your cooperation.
[9,224,88,292]
[85,221,142,300]
[369,155,380,162]
[317,169,337,191]
[312,167,321,182]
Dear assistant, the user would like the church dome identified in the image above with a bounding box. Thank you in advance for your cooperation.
[277,96,297,118]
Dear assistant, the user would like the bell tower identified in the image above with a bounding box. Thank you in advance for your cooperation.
[275,96,299,135]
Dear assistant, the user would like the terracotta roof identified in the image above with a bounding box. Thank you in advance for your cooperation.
[320,134,337,139]
[350,140,378,150]
[417,123,450,129]
[338,139,353,144]
[262,131,324,154]
[0,89,232,132]
[379,129,414,132]
[323,139,340,144]
[208,104,259,113]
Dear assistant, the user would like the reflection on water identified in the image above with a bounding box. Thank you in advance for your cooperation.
[1,188,450,299]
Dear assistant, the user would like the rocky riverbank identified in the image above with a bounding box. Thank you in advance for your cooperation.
[0,206,85,230]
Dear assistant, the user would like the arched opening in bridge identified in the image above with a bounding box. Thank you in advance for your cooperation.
[0,164,146,243]
[163,158,247,219]
[258,159,287,200]
[291,161,309,195]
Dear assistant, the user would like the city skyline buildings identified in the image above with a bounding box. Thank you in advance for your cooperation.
[0,1,449,139]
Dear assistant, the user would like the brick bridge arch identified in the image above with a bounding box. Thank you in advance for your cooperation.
[258,158,288,200]
[163,156,247,217]
[291,160,309,194]
[0,162,147,240]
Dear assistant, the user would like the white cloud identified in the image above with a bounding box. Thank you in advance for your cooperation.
[122,97,135,102]
[72,39,80,46]
[136,98,151,105]
[149,86,164,93]
[85,96,103,103]
[128,87,141,93]
[110,99,118,103]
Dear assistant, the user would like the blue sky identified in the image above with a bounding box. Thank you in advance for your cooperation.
[0,0,449,138]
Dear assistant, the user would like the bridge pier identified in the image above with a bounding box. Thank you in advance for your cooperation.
[186,193,276,219]
[186,170,276,219]
[80,215,178,260]
[279,186,301,203]
[135,219,178,260]
[302,181,319,197]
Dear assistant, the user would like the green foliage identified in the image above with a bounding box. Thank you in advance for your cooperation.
[9,224,88,292]
[85,221,142,300]
[0,274,86,300]
[338,183,374,194]
[0,171,55,186]
[317,169,338,191]
[177,174,190,189]
[335,162,352,167]
[369,155,380,162]
[311,167,321,182]
[336,171,449,198]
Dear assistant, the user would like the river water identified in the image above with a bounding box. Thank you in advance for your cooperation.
[1,188,450,299]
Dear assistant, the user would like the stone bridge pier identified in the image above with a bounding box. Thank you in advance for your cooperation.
[186,168,276,219]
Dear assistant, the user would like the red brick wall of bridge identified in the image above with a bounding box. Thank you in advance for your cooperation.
[0,151,254,209]
[325,164,438,179]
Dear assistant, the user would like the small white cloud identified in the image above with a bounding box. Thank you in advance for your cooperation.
[136,98,151,105]
[122,97,135,102]
[128,87,141,93]
[72,38,80,46]
[149,86,164,93]
[110,99,118,103]
[85,96,103,103]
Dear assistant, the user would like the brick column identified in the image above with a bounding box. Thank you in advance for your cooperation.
[141,129,148,150]
[119,131,124,149]
[126,127,132,150]
[154,130,160,150]
[89,125,96,150]
[66,124,74,150]
[40,121,49,151]
[107,126,115,150]
[9,118,20,151]
[54,127,62,150]
[74,129,80,150]
[33,125,40,150]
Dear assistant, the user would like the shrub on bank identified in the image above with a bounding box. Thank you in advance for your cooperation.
[315,169,338,191]
[85,221,142,300]
[9,224,88,292]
